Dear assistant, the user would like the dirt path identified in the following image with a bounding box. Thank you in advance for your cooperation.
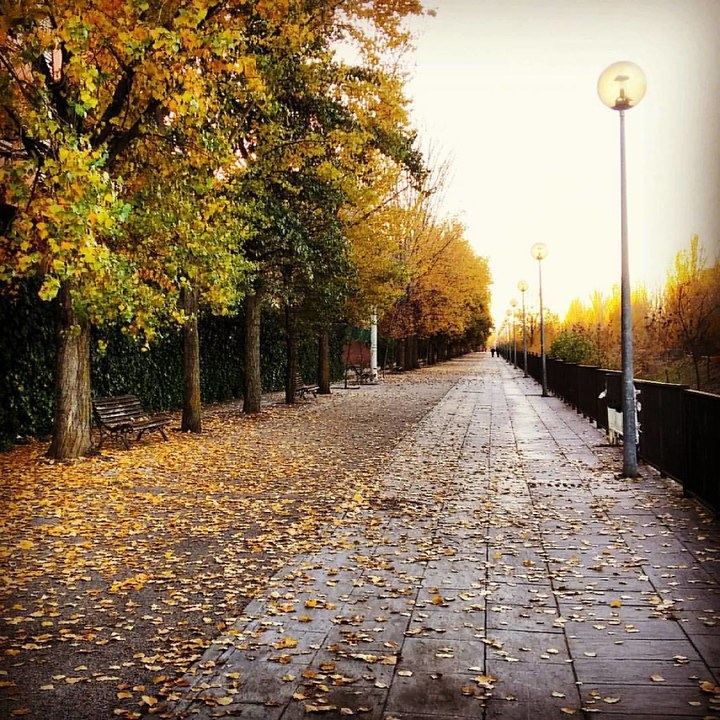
[0,359,469,720]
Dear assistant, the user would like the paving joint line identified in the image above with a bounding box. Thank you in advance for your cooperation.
[505,362,594,719]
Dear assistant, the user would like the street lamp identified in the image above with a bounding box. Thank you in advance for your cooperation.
[530,242,548,397]
[598,60,646,478]
[510,298,518,368]
[518,280,528,377]
[505,309,512,360]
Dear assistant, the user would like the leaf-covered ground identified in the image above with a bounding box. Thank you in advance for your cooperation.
[0,364,467,720]
[165,356,719,720]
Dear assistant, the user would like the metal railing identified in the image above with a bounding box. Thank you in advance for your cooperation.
[497,347,720,511]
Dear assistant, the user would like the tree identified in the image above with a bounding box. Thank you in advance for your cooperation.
[552,235,720,389]
[343,167,410,325]
[123,159,248,432]
[0,0,256,456]
[222,0,425,409]
[380,204,492,364]
[649,235,720,389]
[550,329,596,364]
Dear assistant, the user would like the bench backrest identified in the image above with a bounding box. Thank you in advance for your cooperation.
[93,395,148,424]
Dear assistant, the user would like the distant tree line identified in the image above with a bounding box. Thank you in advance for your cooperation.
[545,235,720,391]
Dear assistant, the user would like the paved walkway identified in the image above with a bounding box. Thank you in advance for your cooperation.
[170,355,720,720]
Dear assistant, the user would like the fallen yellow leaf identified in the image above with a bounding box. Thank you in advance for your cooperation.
[305,704,338,713]
[474,675,497,688]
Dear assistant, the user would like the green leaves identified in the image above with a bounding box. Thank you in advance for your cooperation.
[1,138,130,320]
[37,276,60,301]
[1,0,437,397]
[550,330,597,365]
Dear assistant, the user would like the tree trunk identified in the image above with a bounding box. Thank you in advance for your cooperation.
[48,282,92,459]
[181,286,202,432]
[692,352,702,390]
[409,335,419,369]
[285,303,297,404]
[318,330,331,394]
[397,338,406,371]
[243,290,262,414]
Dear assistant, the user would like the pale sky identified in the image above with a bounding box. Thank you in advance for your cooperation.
[404,0,720,331]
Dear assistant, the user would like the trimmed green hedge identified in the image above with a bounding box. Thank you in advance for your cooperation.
[0,283,346,449]
[0,281,56,446]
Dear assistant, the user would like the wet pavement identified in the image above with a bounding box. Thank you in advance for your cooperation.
[169,355,720,719]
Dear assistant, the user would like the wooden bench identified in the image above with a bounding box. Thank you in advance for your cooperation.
[294,372,319,400]
[346,364,375,385]
[93,395,170,449]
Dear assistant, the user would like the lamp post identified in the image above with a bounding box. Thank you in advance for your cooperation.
[530,242,548,397]
[598,60,646,478]
[370,307,378,382]
[510,298,518,368]
[518,280,528,377]
[505,309,512,361]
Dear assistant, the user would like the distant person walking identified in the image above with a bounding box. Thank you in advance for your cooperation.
[491,347,496,358]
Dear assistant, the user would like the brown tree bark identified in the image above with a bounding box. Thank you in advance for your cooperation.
[408,335,419,369]
[181,286,202,432]
[318,330,331,394]
[396,338,406,371]
[48,282,92,459]
[692,352,702,390]
[243,290,262,414]
[284,303,297,404]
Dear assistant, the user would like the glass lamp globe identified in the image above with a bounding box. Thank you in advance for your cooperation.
[598,61,646,111]
[531,242,548,261]
[518,280,528,293]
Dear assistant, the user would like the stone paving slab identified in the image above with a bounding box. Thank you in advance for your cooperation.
[168,355,720,719]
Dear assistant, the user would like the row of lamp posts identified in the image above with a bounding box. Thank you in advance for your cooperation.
[531,242,549,397]
[504,242,547,395]
[501,60,645,478]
